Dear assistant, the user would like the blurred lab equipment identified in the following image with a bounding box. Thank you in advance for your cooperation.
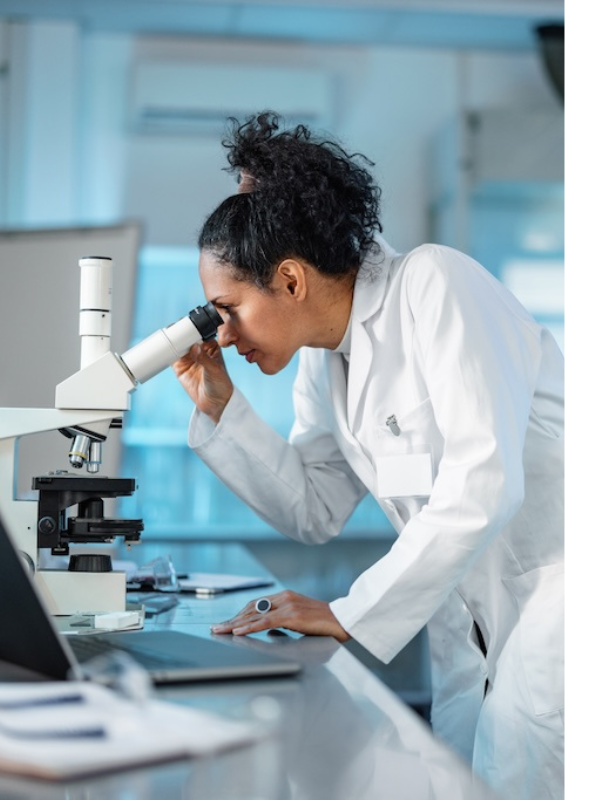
[0,255,222,615]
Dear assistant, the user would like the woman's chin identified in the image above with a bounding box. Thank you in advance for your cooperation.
[256,354,292,376]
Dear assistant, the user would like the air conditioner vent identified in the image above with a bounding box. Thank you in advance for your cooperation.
[130,62,333,135]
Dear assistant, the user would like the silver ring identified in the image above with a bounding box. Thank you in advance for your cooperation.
[255,597,272,614]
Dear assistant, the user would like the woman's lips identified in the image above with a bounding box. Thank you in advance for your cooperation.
[243,350,256,363]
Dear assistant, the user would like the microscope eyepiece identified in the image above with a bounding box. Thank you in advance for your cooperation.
[188,302,223,341]
[119,301,224,386]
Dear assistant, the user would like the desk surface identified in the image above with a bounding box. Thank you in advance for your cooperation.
[0,544,500,800]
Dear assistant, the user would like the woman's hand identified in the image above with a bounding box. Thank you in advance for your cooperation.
[210,590,352,643]
[172,340,234,424]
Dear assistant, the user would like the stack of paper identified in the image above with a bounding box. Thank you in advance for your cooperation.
[0,682,259,781]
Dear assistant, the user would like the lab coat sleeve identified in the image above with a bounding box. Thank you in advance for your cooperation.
[330,245,544,663]
[188,378,367,544]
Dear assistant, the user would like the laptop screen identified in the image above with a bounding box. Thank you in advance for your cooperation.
[0,513,75,680]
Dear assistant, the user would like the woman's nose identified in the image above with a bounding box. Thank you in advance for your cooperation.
[217,323,236,348]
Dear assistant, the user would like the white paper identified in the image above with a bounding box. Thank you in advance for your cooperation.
[0,682,258,781]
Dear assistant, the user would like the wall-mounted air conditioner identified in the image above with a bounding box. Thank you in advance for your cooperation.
[130,61,333,135]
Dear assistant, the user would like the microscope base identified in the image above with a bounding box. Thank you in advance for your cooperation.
[35,570,126,615]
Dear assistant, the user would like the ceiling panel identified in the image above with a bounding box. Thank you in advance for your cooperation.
[0,0,564,49]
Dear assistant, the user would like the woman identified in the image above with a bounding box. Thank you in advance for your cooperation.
[173,113,564,799]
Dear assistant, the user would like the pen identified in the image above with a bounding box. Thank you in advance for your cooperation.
[0,721,106,740]
[0,692,86,711]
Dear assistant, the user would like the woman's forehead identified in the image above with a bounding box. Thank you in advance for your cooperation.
[199,251,251,299]
[199,250,232,278]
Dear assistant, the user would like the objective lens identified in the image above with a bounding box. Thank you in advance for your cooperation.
[69,434,91,468]
[87,441,102,473]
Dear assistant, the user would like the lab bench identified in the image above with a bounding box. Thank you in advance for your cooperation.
[0,544,499,799]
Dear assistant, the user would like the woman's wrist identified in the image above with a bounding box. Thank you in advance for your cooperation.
[203,386,233,425]
[205,406,225,425]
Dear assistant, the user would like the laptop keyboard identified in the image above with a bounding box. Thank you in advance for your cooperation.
[69,634,177,669]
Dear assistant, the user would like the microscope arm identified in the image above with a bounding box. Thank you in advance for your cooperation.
[0,408,118,568]
[0,408,115,441]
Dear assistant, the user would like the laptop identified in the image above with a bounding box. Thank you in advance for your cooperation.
[0,514,301,684]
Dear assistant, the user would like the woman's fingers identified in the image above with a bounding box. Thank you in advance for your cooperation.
[211,591,351,642]
[172,340,233,421]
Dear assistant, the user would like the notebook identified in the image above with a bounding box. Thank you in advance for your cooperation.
[0,514,301,685]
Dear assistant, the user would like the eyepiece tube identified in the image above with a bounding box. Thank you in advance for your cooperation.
[79,256,113,369]
[120,302,223,385]
[188,302,223,341]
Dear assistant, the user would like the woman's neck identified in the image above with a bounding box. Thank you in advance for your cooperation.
[306,271,356,350]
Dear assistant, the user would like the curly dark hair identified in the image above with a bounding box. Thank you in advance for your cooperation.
[198,111,382,287]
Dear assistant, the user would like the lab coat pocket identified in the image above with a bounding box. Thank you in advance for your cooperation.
[503,564,564,715]
[374,397,437,498]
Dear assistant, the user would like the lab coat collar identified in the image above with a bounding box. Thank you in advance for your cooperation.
[343,236,399,430]
[351,235,397,324]
[334,313,352,358]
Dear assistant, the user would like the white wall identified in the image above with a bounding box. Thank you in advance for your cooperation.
[0,20,559,253]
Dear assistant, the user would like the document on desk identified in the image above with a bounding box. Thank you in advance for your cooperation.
[178,573,274,595]
[0,682,259,781]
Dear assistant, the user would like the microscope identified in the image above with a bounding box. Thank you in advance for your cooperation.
[0,256,222,615]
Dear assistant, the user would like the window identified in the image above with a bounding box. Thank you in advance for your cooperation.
[468,181,564,352]
[501,258,564,350]
[119,246,391,539]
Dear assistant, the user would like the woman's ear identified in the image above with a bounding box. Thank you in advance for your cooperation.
[237,169,257,193]
[276,259,308,301]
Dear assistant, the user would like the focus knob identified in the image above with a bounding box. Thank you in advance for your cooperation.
[68,554,112,572]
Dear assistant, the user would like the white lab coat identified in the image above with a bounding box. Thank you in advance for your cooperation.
[189,239,564,799]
